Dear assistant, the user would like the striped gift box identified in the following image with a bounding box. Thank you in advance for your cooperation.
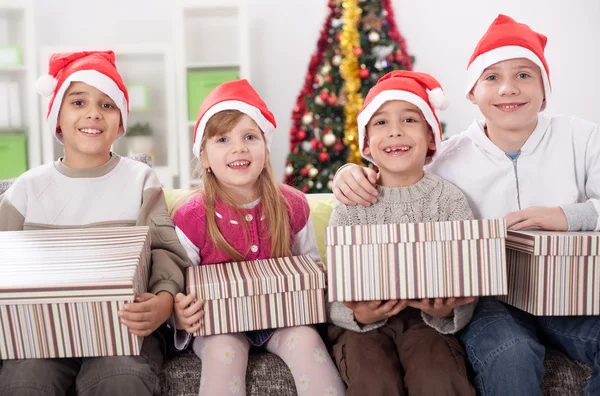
[186,255,326,336]
[0,227,151,359]
[502,230,600,316]
[326,219,507,302]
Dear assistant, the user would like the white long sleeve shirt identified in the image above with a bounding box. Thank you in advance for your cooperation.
[428,114,600,231]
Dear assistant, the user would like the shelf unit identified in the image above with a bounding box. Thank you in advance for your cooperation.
[174,0,250,188]
[38,44,179,188]
[0,0,41,178]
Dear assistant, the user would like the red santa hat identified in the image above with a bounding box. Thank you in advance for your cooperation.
[357,70,448,164]
[36,51,129,142]
[466,14,551,101]
[192,79,276,158]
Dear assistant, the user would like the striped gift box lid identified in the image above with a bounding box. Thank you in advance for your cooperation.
[187,255,325,300]
[326,219,506,246]
[507,230,600,256]
[0,227,151,304]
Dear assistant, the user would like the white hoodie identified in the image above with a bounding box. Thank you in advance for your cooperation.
[427,113,600,231]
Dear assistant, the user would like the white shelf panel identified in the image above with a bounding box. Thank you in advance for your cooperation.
[0,65,26,71]
[186,61,240,69]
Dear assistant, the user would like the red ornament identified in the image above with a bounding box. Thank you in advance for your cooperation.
[328,95,337,105]
[319,152,330,162]
[297,131,307,140]
[359,68,370,79]
[387,54,395,62]
[326,75,333,83]
[395,54,404,63]
[319,91,329,101]
[302,186,309,193]
[333,142,344,152]
[300,168,309,177]
[353,47,363,56]
[311,139,318,149]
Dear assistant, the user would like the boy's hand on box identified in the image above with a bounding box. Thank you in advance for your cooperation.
[506,206,568,231]
[119,291,174,337]
[344,300,408,324]
[174,292,205,334]
[332,164,379,207]
[408,297,475,318]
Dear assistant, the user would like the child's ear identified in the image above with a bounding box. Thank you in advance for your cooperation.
[118,125,125,136]
[428,131,437,151]
[468,89,477,105]
[200,152,210,170]
[363,141,371,157]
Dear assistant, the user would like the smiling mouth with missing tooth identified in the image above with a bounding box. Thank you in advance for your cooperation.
[384,146,411,153]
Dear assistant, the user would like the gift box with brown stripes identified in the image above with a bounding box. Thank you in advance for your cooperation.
[326,219,508,302]
[502,230,600,316]
[0,227,151,359]
[186,255,326,336]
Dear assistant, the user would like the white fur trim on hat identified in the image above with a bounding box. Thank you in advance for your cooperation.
[357,91,442,165]
[193,100,276,158]
[465,46,551,102]
[47,70,128,144]
[36,75,58,97]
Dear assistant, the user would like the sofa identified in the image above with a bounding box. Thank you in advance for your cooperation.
[0,180,593,396]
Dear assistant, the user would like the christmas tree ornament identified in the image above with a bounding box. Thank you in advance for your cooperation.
[368,31,381,43]
[302,113,313,125]
[323,133,336,147]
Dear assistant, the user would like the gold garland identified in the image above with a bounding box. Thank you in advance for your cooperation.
[339,0,363,164]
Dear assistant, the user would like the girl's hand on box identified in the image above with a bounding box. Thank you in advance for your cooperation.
[408,297,474,318]
[505,206,568,231]
[332,164,379,207]
[174,292,205,334]
[119,291,174,337]
[344,300,408,324]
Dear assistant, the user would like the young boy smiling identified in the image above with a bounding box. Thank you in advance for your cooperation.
[0,51,189,396]
[327,70,476,396]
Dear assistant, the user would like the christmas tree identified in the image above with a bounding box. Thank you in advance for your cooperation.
[284,0,413,193]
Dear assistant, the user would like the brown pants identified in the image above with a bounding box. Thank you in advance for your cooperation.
[328,307,475,396]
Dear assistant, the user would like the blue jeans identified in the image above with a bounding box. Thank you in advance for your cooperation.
[459,297,600,396]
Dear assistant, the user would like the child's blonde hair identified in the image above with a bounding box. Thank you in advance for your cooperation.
[185,110,295,261]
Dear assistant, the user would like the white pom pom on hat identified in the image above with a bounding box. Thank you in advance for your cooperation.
[36,74,58,97]
[427,87,449,111]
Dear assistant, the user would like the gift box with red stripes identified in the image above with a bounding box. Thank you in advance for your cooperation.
[186,255,326,336]
[326,219,508,302]
[0,227,151,359]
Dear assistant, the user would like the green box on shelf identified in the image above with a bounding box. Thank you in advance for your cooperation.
[187,68,239,121]
[0,46,22,66]
[0,134,27,179]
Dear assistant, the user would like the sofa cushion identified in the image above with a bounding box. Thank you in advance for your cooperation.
[0,179,13,196]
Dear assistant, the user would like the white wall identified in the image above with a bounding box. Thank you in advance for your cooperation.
[34,0,600,179]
